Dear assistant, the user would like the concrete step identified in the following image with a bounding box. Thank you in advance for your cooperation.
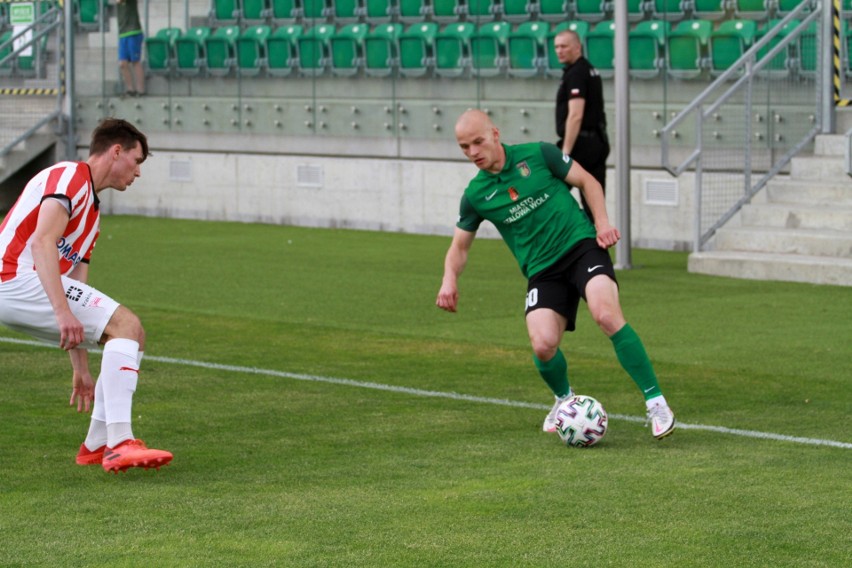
[739,202,852,232]
[764,179,852,206]
[715,226,852,258]
[789,155,850,180]
[814,134,848,157]
[688,251,852,286]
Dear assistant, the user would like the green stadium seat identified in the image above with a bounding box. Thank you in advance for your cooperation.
[364,22,402,76]
[693,0,729,21]
[709,19,756,75]
[297,23,334,75]
[145,27,182,74]
[471,21,509,77]
[175,26,211,76]
[0,30,15,76]
[435,22,474,77]
[210,0,240,24]
[755,18,796,77]
[585,20,614,77]
[546,20,589,76]
[733,0,772,21]
[399,0,432,23]
[365,0,397,23]
[243,0,273,22]
[508,20,550,78]
[334,0,367,23]
[574,0,609,22]
[796,20,818,78]
[651,0,689,21]
[15,33,48,77]
[399,22,437,77]
[467,0,501,22]
[270,0,299,23]
[330,23,368,76]
[503,0,535,23]
[266,24,302,76]
[667,19,712,79]
[302,0,331,21]
[75,0,107,31]
[776,0,811,17]
[433,0,465,23]
[627,0,650,21]
[237,24,272,76]
[205,25,240,76]
[629,20,670,79]
[539,0,570,23]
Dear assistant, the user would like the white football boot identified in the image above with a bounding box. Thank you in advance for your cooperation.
[542,391,575,433]
[646,402,676,439]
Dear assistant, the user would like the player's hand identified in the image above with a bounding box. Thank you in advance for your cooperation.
[57,311,85,351]
[436,283,459,313]
[70,370,95,413]
[595,223,621,249]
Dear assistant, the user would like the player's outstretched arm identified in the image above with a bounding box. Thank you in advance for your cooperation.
[564,161,620,248]
[69,348,95,413]
[436,228,476,313]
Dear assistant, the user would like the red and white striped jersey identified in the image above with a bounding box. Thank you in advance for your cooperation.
[0,161,100,282]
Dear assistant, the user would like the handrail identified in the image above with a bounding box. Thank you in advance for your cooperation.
[661,2,819,176]
[0,5,61,68]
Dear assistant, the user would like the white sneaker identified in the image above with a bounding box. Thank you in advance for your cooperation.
[543,391,574,433]
[646,403,676,439]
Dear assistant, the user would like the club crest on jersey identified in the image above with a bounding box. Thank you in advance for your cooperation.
[508,187,520,201]
[516,161,531,177]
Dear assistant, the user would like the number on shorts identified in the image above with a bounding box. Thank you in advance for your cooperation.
[526,288,538,309]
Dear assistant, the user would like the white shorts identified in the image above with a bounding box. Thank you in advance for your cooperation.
[0,273,120,349]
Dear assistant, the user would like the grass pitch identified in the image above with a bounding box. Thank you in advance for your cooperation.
[0,216,849,567]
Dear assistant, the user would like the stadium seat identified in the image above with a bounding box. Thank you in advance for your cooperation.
[302,0,331,21]
[399,22,437,76]
[364,22,402,76]
[775,0,810,18]
[74,0,107,31]
[650,0,690,21]
[733,0,772,21]
[507,20,550,78]
[573,0,609,22]
[431,0,464,23]
[297,23,335,75]
[15,33,48,77]
[435,22,475,77]
[467,0,501,22]
[693,0,728,21]
[266,24,302,76]
[627,0,650,22]
[330,23,368,76]
[243,0,272,22]
[236,24,272,76]
[471,21,509,76]
[629,20,670,79]
[175,26,212,76]
[755,18,796,77]
[585,20,615,77]
[795,20,818,78]
[504,0,537,23]
[205,25,240,76]
[145,27,182,74]
[365,0,397,23]
[270,0,299,23]
[708,19,756,75]
[0,30,14,76]
[546,20,589,76]
[667,19,712,79]
[399,0,432,23]
[539,0,570,23]
[210,0,240,24]
[334,0,367,23]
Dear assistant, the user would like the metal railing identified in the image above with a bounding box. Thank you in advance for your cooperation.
[661,1,823,252]
[846,128,852,177]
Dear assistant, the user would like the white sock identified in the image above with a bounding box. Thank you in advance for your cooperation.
[646,395,668,410]
[100,338,140,448]
[84,376,108,450]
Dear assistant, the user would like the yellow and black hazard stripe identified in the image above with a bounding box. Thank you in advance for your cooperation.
[0,87,59,95]
[834,0,851,107]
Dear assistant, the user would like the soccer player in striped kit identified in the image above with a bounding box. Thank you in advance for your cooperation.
[0,118,172,473]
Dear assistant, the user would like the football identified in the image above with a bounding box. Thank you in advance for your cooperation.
[555,395,608,447]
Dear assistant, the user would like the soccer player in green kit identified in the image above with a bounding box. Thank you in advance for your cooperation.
[436,110,675,440]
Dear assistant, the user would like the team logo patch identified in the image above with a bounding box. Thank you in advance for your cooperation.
[516,161,531,177]
[571,88,580,95]
[508,187,520,201]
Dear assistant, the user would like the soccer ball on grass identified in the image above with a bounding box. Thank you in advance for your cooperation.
[555,395,608,447]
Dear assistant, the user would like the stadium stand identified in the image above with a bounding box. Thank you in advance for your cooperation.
[507,20,549,78]
[471,21,510,76]
[266,23,302,75]
[237,24,272,75]
[667,19,712,79]
[145,27,182,74]
[434,22,474,77]
[708,19,757,75]
[175,26,212,76]
[628,20,670,79]
[398,22,437,76]
[330,22,368,75]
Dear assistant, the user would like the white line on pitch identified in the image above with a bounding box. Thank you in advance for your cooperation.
[3,336,850,450]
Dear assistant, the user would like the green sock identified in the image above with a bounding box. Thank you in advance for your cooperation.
[533,349,571,398]
[610,323,662,400]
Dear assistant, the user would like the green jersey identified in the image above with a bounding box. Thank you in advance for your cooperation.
[456,142,597,278]
[117,0,143,37]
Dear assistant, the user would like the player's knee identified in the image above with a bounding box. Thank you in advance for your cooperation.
[591,307,624,336]
[104,307,144,344]
[530,334,559,361]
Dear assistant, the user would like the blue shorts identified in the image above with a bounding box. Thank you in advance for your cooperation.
[118,33,144,62]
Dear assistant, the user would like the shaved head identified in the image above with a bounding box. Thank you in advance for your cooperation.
[455,110,505,173]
